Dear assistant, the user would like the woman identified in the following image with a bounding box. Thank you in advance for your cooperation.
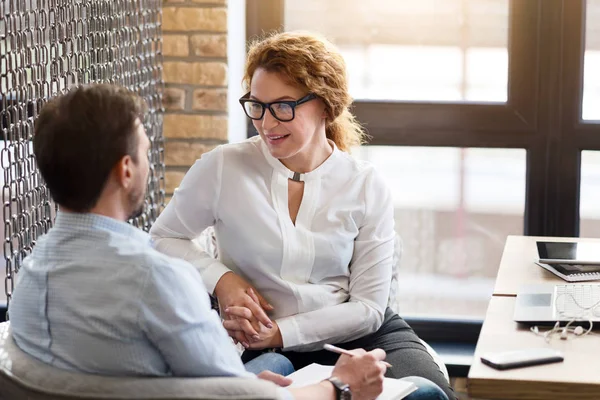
[150,31,454,400]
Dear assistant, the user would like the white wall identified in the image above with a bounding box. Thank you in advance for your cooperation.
[227,0,247,143]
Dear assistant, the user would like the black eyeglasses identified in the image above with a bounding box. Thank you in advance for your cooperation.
[239,92,317,122]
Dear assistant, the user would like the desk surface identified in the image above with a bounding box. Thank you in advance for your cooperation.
[493,235,600,297]
[468,296,600,400]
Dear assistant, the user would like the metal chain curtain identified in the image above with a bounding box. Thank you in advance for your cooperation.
[0,0,165,309]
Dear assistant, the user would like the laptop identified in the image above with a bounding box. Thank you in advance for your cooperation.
[536,241,600,265]
[514,283,600,325]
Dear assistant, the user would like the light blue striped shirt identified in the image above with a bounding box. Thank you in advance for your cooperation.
[8,211,252,378]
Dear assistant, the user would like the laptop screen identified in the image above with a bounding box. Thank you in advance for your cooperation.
[537,241,600,263]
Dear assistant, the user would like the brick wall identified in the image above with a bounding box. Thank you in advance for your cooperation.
[162,1,228,198]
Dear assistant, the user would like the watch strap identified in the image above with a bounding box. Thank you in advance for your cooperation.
[326,376,351,400]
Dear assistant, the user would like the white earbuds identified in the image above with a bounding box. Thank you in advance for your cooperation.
[560,327,569,340]
[530,320,593,342]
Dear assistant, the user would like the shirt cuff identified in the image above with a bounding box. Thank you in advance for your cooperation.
[197,259,231,294]
[276,315,301,349]
[278,388,295,400]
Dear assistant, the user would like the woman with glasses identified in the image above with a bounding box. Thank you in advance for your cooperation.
[151,31,454,400]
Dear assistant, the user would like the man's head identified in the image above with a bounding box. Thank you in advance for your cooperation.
[34,84,150,220]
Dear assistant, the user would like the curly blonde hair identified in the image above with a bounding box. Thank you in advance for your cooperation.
[242,31,368,152]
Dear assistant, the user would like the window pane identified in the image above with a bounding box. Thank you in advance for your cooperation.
[583,0,600,120]
[284,0,509,102]
[580,151,600,236]
[353,146,525,318]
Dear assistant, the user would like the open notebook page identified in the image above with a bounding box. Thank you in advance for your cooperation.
[287,363,417,400]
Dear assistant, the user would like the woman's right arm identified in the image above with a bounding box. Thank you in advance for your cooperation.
[150,146,230,294]
[150,146,273,334]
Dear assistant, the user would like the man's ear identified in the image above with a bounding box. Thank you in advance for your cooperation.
[115,155,133,189]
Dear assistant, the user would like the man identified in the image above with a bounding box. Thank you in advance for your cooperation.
[8,84,387,400]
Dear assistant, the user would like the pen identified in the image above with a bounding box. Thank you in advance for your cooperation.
[323,343,393,368]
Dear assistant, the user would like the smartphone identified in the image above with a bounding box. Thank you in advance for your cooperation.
[480,348,564,370]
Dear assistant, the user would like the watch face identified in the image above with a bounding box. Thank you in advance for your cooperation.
[328,376,352,400]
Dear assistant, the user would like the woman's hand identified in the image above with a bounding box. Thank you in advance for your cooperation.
[214,272,274,346]
[223,307,283,349]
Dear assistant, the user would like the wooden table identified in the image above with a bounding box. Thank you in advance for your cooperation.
[468,297,600,399]
[468,235,600,399]
[494,236,600,297]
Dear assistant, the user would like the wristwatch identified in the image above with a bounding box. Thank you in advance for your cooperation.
[326,376,352,400]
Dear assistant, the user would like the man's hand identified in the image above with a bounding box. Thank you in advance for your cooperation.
[214,272,274,347]
[257,370,292,387]
[330,348,387,400]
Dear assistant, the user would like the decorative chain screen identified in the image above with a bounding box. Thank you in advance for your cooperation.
[0,0,165,309]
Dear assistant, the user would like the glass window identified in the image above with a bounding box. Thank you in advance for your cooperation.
[284,0,509,102]
[583,0,600,120]
[353,146,526,318]
[580,151,600,236]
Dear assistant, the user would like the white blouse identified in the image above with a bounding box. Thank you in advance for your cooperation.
[150,135,395,352]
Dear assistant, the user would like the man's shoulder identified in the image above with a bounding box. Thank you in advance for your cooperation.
[142,245,200,279]
[31,220,200,280]
[139,245,210,302]
[39,226,182,274]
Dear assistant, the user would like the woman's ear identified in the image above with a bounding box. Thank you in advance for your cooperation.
[319,99,329,119]
[321,105,329,120]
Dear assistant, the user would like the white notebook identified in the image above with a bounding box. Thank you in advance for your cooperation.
[287,363,417,400]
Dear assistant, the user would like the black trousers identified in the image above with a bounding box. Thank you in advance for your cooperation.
[242,308,456,400]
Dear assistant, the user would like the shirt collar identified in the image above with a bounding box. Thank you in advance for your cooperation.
[258,137,340,182]
[54,211,151,246]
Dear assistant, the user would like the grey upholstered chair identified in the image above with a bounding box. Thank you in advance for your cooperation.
[0,322,284,400]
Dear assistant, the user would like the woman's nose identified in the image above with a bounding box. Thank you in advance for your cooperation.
[261,108,280,130]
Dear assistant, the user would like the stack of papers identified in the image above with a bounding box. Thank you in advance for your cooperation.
[287,363,417,400]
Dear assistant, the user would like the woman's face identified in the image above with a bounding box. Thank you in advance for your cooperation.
[250,68,327,163]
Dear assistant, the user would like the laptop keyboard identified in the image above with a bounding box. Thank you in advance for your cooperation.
[555,284,600,317]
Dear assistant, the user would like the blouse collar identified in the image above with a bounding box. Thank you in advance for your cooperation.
[259,137,340,182]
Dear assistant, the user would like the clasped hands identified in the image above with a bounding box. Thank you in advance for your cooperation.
[214,272,282,349]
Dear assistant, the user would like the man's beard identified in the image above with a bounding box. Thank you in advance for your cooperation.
[127,188,146,220]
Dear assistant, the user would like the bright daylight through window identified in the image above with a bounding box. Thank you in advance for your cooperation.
[285,0,522,319]
[583,0,600,121]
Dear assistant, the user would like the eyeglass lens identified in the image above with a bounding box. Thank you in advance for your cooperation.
[243,101,294,121]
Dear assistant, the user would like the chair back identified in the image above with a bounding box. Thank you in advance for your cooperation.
[0,322,281,400]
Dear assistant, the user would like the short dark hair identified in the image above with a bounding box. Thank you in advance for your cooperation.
[33,84,147,212]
